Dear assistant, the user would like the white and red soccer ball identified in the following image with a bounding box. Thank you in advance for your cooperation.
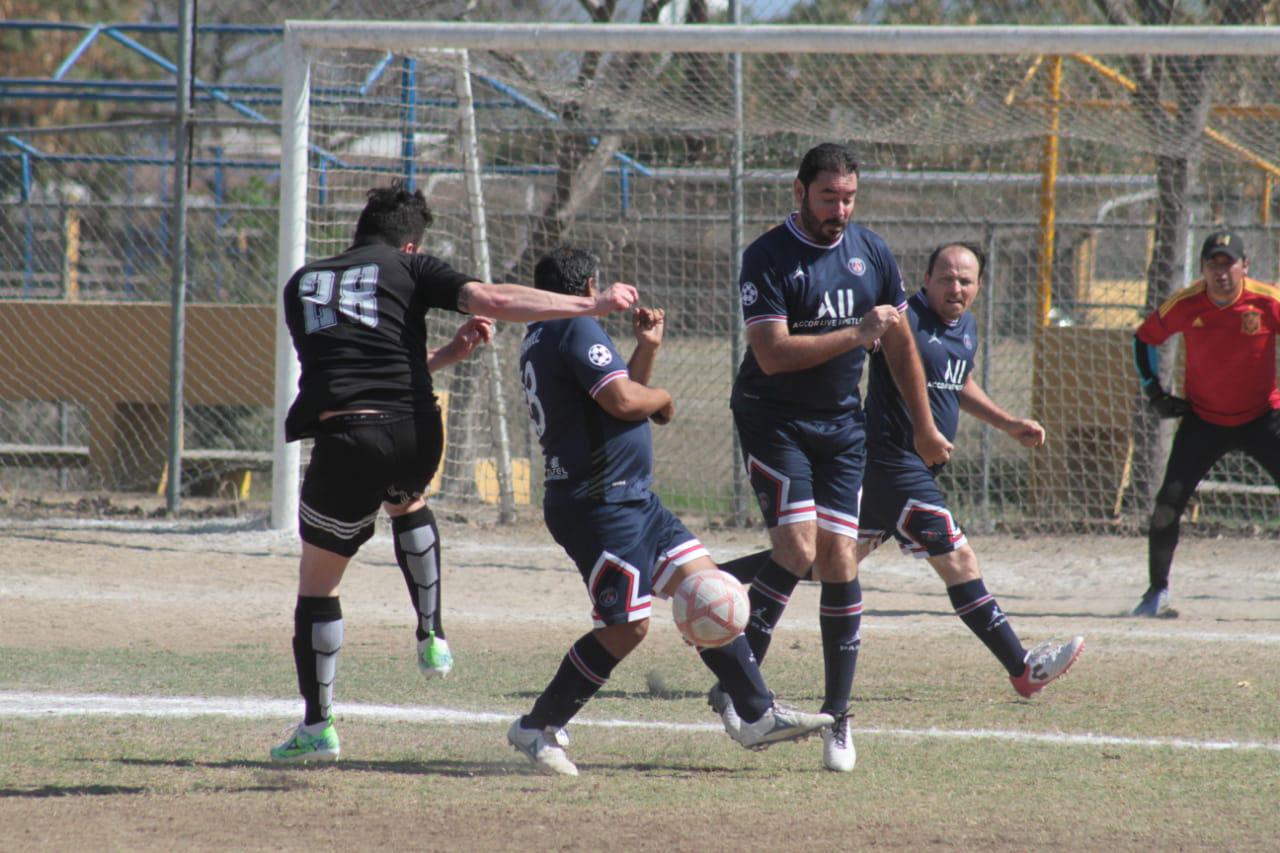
[672,570,749,648]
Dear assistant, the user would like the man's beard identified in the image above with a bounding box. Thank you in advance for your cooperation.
[798,200,846,245]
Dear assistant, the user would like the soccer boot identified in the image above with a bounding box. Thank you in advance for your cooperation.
[270,718,340,763]
[507,718,578,776]
[1010,636,1085,698]
[707,683,742,738]
[821,713,856,772]
[732,702,833,751]
[417,631,453,679]
[1130,587,1175,618]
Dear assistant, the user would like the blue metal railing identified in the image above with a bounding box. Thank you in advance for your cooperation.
[1,20,658,295]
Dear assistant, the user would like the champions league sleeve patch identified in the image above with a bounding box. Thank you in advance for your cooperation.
[587,343,614,367]
[741,281,758,306]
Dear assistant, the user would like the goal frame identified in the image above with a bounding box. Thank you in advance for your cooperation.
[273,21,1278,529]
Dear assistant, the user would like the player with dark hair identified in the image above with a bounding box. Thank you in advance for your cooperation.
[1131,230,1280,617]
[271,182,638,763]
[721,142,951,772]
[721,243,1084,708]
[508,245,832,776]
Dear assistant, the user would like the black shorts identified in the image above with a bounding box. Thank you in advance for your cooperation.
[298,410,444,557]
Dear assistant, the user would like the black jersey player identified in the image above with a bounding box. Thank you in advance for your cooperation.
[508,246,832,776]
[271,182,637,763]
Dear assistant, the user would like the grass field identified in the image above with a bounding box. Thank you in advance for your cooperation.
[1,513,1277,851]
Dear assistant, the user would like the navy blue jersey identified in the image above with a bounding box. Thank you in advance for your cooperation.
[520,317,653,505]
[283,240,472,440]
[865,290,978,462]
[731,214,908,416]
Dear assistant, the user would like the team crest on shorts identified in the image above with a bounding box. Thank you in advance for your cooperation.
[598,588,618,607]
[741,281,758,306]
[848,257,866,276]
[755,490,772,513]
[588,343,613,366]
[1241,309,1262,335]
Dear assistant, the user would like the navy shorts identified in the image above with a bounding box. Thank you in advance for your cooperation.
[544,492,709,628]
[858,452,966,559]
[298,410,444,558]
[733,407,864,538]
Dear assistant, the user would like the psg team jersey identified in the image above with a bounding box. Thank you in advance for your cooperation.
[731,213,908,416]
[520,316,654,505]
[282,240,472,440]
[865,290,978,465]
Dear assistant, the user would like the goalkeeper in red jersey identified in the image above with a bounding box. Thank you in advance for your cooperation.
[1131,230,1280,617]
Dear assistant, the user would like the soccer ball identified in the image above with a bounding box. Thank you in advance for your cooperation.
[672,570,749,648]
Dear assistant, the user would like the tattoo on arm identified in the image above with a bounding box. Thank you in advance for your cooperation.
[457,283,475,314]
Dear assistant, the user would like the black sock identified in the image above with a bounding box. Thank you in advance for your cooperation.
[819,578,862,717]
[746,558,801,665]
[718,549,772,584]
[293,596,343,725]
[393,505,444,641]
[699,635,772,724]
[524,632,620,730]
[1148,510,1178,592]
[947,579,1026,677]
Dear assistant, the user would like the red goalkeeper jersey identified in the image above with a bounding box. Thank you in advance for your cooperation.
[1136,277,1280,426]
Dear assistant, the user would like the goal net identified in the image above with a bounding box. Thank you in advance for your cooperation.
[277,22,1280,535]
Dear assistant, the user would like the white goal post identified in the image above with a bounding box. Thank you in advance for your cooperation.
[274,21,1280,532]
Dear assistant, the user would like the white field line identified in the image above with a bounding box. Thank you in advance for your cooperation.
[2,691,1276,754]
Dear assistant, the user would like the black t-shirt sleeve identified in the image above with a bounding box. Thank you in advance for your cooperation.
[410,254,474,312]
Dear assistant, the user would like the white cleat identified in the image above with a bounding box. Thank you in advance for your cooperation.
[1011,636,1085,698]
[708,684,742,738]
[732,703,833,751]
[822,714,856,772]
[507,718,578,776]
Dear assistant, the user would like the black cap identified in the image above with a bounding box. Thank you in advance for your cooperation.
[1200,230,1245,263]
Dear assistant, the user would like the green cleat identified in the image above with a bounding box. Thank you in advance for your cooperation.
[270,718,340,763]
[418,631,454,679]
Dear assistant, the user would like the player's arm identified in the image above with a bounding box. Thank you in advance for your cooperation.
[746,306,900,375]
[628,307,665,386]
[1133,332,1191,418]
[879,320,952,465]
[959,375,1045,448]
[594,377,675,424]
[457,280,637,321]
[426,316,494,373]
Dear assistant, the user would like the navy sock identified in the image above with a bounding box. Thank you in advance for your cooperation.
[293,596,343,725]
[718,549,772,584]
[524,632,620,730]
[746,558,801,665]
[948,579,1026,677]
[819,578,862,717]
[392,505,445,641]
[699,635,772,724]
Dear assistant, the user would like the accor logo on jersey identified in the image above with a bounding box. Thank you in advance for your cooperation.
[927,358,968,391]
[816,289,861,320]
